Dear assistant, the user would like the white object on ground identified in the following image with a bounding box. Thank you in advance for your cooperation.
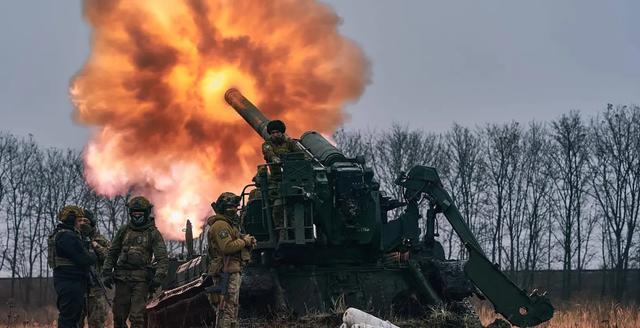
[341,307,400,328]
[339,324,378,328]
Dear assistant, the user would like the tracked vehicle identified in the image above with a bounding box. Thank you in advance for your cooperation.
[146,89,554,327]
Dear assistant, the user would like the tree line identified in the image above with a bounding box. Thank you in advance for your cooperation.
[0,104,639,304]
[334,104,640,301]
[0,136,187,306]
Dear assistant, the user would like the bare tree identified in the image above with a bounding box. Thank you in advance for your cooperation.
[519,122,552,286]
[483,122,522,268]
[370,124,444,200]
[0,133,18,272]
[100,195,130,239]
[41,149,86,226]
[333,128,374,160]
[443,123,489,258]
[548,111,589,299]
[19,148,46,306]
[5,135,39,297]
[588,104,640,300]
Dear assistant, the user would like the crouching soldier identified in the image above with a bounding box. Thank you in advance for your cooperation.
[101,196,168,328]
[207,192,256,328]
[48,205,97,328]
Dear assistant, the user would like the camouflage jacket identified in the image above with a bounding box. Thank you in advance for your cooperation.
[88,228,111,272]
[261,136,298,164]
[206,214,250,274]
[103,218,168,283]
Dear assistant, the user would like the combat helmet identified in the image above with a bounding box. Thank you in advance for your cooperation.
[57,205,85,226]
[211,192,241,214]
[127,196,153,226]
[267,120,286,134]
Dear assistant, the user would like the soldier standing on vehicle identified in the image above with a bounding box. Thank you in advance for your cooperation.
[101,196,168,328]
[80,209,111,328]
[261,120,298,240]
[207,192,256,328]
[261,120,298,165]
[48,205,97,328]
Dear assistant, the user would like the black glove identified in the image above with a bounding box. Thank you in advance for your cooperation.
[102,271,114,289]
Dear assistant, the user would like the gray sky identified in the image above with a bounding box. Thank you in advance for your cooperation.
[1,0,638,149]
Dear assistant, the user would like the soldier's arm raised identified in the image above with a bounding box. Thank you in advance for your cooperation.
[103,227,125,272]
[212,221,246,254]
[151,228,169,282]
[92,233,111,263]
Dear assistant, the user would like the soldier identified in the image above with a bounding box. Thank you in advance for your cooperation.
[207,192,256,328]
[261,119,298,164]
[261,120,298,240]
[47,205,97,328]
[101,196,168,328]
[80,209,111,328]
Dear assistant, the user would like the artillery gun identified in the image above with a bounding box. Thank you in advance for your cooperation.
[146,89,554,327]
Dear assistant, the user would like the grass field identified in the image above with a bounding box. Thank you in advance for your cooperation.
[2,299,639,327]
[475,299,640,328]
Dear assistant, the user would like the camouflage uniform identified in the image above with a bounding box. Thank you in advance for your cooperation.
[81,210,111,328]
[262,134,298,237]
[207,192,254,328]
[102,196,168,328]
[261,135,298,165]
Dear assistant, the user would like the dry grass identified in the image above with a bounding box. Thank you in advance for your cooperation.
[475,299,640,328]
[2,305,57,328]
[2,299,639,327]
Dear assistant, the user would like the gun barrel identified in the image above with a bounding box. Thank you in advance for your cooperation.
[300,131,347,166]
[224,88,271,140]
[225,88,351,166]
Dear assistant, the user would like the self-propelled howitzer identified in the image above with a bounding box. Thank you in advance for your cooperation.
[224,88,386,261]
[146,89,554,328]
[228,88,554,325]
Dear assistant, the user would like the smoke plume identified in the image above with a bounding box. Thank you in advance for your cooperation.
[71,0,370,239]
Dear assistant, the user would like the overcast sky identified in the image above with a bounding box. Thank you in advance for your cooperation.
[0,0,638,149]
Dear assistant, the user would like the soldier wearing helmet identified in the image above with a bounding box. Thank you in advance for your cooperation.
[101,196,168,328]
[79,209,111,328]
[206,192,256,328]
[261,120,298,241]
[47,205,97,328]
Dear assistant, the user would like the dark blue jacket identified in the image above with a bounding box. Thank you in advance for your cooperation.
[53,223,97,280]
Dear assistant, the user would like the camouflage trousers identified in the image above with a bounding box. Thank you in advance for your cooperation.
[82,287,109,328]
[113,280,149,328]
[268,186,286,239]
[208,272,242,328]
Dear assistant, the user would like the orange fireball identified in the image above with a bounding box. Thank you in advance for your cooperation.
[71,0,370,239]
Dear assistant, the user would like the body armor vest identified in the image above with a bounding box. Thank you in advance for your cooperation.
[47,227,75,269]
[116,228,154,269]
